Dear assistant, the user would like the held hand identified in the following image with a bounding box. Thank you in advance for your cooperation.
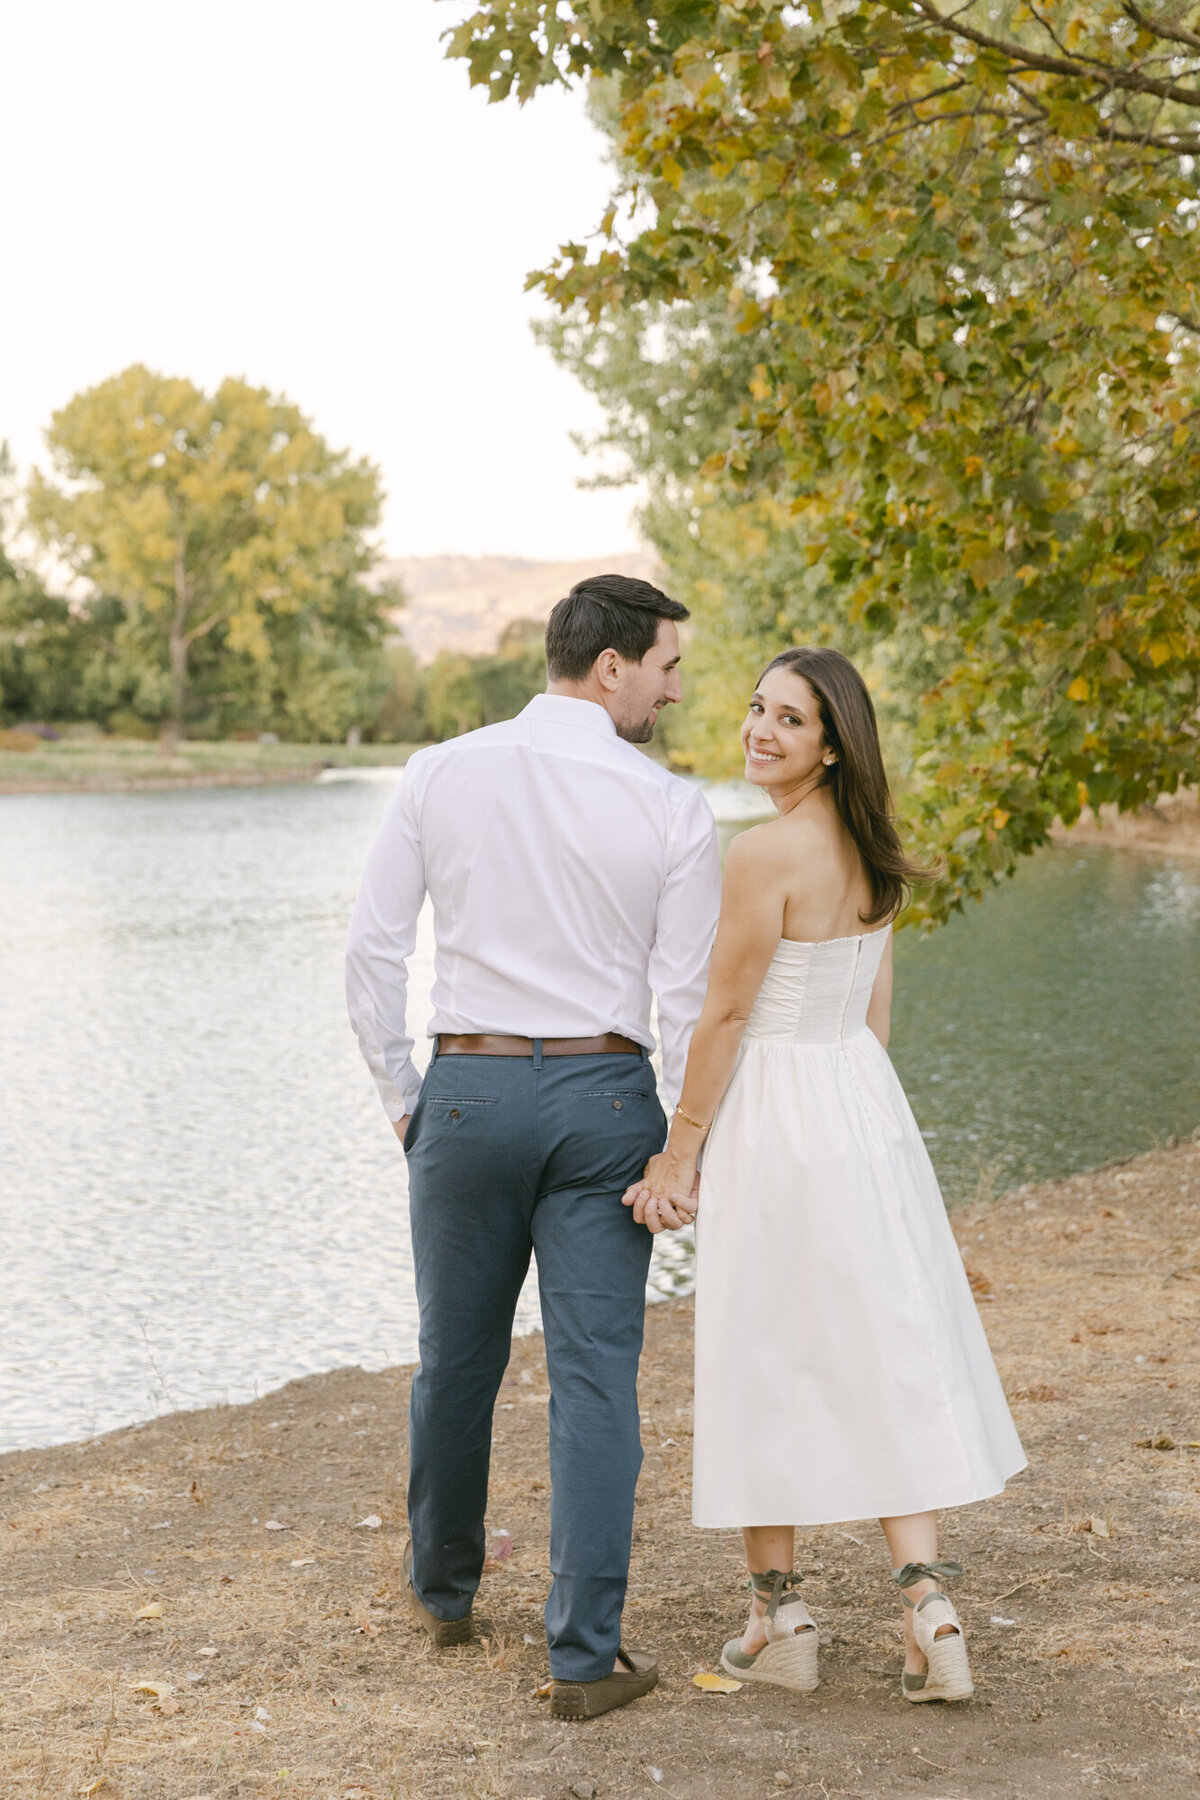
[621,1153,700,1234]
[393,1114,412,1146]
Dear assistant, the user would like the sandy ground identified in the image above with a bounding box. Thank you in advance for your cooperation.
[2,1134,1199,1800]
[1050,791,1200,860]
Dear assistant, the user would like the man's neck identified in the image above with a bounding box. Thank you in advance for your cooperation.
[544,680,614,720]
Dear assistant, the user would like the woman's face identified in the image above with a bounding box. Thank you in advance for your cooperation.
[741,666,832,789]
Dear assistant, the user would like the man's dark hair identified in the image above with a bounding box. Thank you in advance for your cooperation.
[544,573,689,682]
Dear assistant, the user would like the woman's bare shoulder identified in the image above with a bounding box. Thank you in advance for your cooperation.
[724,816,804,872]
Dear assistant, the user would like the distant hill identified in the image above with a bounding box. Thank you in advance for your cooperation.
[368,551,661,663]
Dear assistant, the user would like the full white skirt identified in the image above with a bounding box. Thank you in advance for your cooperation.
[692,1031,1026,1527]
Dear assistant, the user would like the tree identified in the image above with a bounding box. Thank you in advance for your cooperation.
[423,619,547,740]
[448,1,1200,917]
[28,366,389,749]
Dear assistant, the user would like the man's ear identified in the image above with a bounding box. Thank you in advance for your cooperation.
[595,648,622,692]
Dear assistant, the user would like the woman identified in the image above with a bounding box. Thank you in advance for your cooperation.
[624,648,1025,1703]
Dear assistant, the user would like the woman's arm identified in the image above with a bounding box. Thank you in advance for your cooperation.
[865,930,894,1049]
[624,829,788,1228]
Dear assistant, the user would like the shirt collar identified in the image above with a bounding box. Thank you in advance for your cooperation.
[523,693,618,737]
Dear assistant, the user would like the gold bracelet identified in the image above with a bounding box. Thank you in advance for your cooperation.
[674,1104,711,1133]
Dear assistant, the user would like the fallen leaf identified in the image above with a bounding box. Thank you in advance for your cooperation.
[1090,1515,1112,1539]
[254,1705,271,1721]
[356,1619,381,1636]
[355,1514,382,1529]
[290,1557,316,1568]
[156,1695,181,1717]
[264,1520,288,1531]
[77,1783,109,1796]
[134,1602,163,1621]
[198,1646,219,1657]
[693,1671,742,1693]
[964,1263,992,1295]
[532,1679,553,1699]
[1135,1435,1177,1451]
[129,1680,175,1698]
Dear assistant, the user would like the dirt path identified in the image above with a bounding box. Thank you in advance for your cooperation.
[3,1135,1198,1800]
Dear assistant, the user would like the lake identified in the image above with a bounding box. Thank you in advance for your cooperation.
[1,778,1197,1453]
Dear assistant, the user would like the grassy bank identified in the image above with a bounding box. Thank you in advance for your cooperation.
[0,736,422,794]
[2,1135,1198,1798]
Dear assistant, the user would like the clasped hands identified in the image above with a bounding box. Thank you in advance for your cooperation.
[621,1150,700,1235]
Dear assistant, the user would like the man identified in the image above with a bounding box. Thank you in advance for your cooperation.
[345,573,720,1719]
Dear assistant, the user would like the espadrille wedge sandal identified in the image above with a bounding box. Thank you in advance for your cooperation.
[720,1569,819,1693]
[895,1561,973,1703]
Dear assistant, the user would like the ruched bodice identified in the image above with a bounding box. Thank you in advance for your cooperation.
[744,925,891,1046]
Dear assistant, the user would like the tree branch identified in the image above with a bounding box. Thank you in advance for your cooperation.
[182,604,231,648]
[912,0,1200,108]
[1123,1,1200,54]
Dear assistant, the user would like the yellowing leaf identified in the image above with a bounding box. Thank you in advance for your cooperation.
[134,1602,163,1621]
[1066,676,1090,702]
[129,1680,175,1698]
[992,809,1011,829]
[693,1670,743,1693]
[1147,640,1172,667]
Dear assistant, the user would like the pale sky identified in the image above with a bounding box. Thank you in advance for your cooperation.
[1,2,644,561]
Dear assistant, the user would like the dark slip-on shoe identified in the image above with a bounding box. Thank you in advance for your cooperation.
[551,1647,659,1720]
[403,1539,472,1648]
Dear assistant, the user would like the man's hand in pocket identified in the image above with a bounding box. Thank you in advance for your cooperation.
[393,1115,412,1146]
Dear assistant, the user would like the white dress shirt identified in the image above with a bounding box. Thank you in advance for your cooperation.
[346,693,722,1120]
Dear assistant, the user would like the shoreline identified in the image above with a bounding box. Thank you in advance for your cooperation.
[0,763,336,795]
[3,1134,1198,1796]
[5,752,1199,863]
[0,741,419,796]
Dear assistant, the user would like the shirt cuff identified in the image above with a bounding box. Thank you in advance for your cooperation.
[377,1059,424,1122]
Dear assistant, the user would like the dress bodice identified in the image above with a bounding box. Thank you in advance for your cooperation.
[744,926,890,1046]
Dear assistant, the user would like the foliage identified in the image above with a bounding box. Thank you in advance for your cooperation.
[449,0,1200,917]
[375,641,430,742]
[423,618,547,739]
[27,366,392,745]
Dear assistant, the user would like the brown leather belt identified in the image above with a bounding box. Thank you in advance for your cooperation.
[436,1032,642,1058]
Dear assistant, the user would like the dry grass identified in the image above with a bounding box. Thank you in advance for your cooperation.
[3,1136,1200,1799]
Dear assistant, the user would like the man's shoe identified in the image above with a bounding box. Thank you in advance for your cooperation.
[403,1539,472,1647]
[551,1648,658,1720]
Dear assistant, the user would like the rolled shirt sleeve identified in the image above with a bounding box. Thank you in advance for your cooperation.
[650,785,722,1107]
[345,762,428,1121]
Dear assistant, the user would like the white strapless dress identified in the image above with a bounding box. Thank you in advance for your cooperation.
[692,926,1026,1527]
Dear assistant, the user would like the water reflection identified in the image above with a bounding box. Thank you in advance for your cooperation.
[1,784,1196,1452]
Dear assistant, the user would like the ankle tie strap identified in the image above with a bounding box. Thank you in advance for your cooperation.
[893,1560,963,1605]
[747,1568,803,1620]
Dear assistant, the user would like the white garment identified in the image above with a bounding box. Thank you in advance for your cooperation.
[693,927,1026,1527]
[345,694,722,1120]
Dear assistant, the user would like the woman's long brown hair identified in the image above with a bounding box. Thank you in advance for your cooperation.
[758,647,930,926]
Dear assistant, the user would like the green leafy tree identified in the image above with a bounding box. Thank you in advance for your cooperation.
[28,366,389,748]
[424,619,547,740]
[449,1,1200,916]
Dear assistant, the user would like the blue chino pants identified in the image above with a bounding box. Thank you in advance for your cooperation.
[403,1043,664,1682]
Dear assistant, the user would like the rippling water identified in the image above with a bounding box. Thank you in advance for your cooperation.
[1,780,1196,1452]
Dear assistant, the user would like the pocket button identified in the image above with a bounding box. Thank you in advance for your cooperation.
[612,1099,623,1111]
[450,1108,460,1120]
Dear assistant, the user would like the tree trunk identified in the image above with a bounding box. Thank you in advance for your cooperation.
[161,533,190,755]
